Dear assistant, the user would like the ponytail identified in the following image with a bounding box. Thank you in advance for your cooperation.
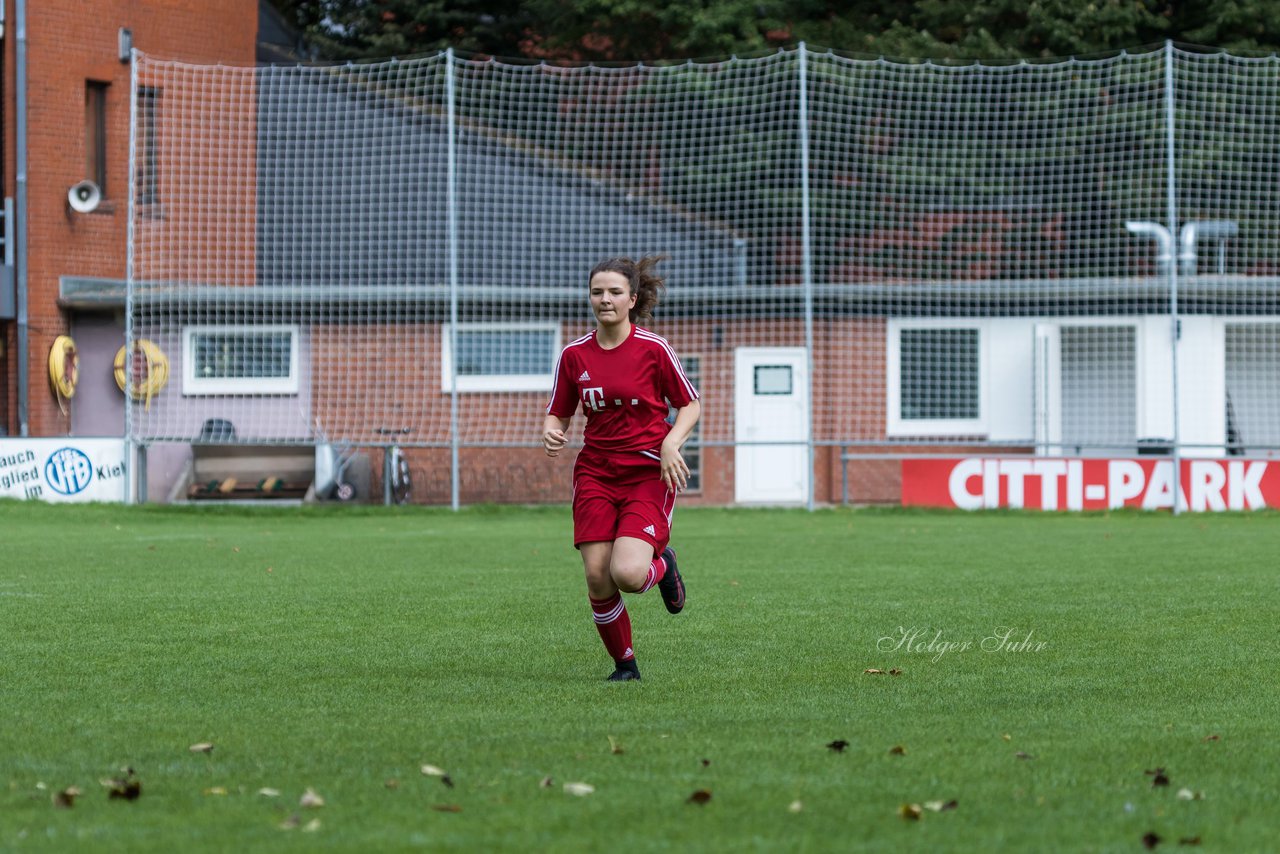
[589,255,668,325]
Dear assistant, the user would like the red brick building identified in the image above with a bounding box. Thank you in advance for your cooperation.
[1,0,258,441]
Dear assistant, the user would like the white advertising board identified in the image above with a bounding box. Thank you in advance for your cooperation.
[0,438,128,503]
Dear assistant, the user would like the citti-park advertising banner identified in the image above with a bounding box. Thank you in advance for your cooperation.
[902,458,1280,512]
[0,438,127,503]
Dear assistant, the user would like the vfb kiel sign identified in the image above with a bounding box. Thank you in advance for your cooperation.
[902,458,1280,511]
[0,439,128,503]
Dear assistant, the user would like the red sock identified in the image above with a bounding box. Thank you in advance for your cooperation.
[637,554,668,594]
[590,593,634,662]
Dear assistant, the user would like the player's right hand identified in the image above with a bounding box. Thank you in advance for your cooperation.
[543,428,567,457]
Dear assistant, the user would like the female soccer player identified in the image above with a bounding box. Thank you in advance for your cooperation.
[543,256,701,682]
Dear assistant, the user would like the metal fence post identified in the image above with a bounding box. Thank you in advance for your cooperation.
[447,49,461,511]
[1164,41,1183,514]
[798,43,816,512]
[125,46,138,501]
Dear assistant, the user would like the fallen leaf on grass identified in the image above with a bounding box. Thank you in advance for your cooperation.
[888,745,906,756]
[103,769,142,801]
[203,787,227,796]
[788,800,803,813]
[1015,752,1034,760]
[421,764,446,777]
[1001,734,1012,742]
[1142,831,1162,849]
[189,742,215,754]
[826,740,849,753]
[563,782,594,796]
[1178,836,1201,846]
[538,776,554,789]
[608,735,624,755]
[302,818,321,832]
[1145,768,1170,787]
[53,786,81,809]
[923,799,958,812]
[1176,788,1203,801]
[1202,734,1220,742]
[299,788,325,808]
[864,668,885,675]
[687,789,712,805]
[899,803,922,821]
[431,803,462,812]
[258,788,281,797]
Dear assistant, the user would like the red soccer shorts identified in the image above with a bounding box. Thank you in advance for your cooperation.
[572,449,676,554]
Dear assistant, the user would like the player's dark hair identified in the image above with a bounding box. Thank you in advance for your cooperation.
[589,255,668,324]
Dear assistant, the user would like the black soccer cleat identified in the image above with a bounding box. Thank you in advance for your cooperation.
[657,546,685,614]
[607,659,641,681]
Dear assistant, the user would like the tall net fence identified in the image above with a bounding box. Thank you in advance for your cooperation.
[128,45,1280,506]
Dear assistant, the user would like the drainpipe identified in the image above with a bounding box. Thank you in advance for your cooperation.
[15,0,28,435]
[1125,221,1173,276]
[1178,220,1237,276]
[733,237,747,289]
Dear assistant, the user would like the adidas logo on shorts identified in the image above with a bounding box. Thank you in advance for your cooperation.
[578,371,591,381]
[644,524,656,536]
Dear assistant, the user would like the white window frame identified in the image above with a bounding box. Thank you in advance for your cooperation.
[887,318,989,437]
[441,322,559,392]
[182,324,300,396]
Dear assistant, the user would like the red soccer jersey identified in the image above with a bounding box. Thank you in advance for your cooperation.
[546,325,699,456]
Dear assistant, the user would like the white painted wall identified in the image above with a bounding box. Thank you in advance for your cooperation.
[902,313,1259,455]
[986,318,1035,443]
[1176,316,1226,456]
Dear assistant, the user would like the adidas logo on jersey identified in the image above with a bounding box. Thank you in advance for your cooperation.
[578,371,591,381]
[643,524,656,536]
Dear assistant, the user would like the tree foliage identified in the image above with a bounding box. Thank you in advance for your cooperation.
[268,0,1280,62]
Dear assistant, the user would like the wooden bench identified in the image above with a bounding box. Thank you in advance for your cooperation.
[186,444,315,502]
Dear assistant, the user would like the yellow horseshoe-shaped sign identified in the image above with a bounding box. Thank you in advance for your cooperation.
[114,339,170,409]
[49,335,80,414]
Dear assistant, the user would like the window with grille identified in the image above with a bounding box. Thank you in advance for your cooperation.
[888,322,986,436]
[668,355,702,493]
[183,325,299,395]
[441,323,559,392]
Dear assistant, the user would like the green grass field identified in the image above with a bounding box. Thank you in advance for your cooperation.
[2,501,1276,852]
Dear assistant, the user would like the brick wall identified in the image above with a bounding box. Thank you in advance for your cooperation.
[307,316,938,506]
[4,0,257,437]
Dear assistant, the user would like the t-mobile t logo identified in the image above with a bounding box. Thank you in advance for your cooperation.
[582,387,606,411]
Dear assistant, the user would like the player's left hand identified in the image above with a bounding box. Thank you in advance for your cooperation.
[660,443,690,492]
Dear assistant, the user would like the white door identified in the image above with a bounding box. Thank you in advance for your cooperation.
[735,347,809,504]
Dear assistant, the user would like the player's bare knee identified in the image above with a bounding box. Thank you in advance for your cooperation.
[610,561,647,592]
[583,563,611,593]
